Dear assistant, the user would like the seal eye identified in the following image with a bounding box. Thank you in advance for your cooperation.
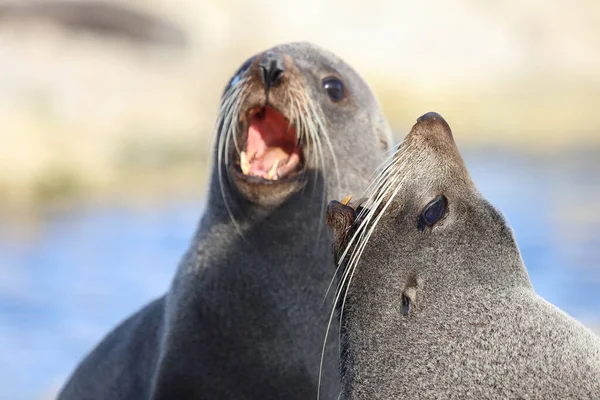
[322,76,345,102]
[418,195,447,232]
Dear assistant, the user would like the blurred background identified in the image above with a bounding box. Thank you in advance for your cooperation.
[0,0,598,398]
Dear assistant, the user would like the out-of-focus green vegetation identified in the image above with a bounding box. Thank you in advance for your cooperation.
[1,0,599,213]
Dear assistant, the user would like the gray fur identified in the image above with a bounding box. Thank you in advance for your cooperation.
[329,113,600,399]
[57,42,392,400]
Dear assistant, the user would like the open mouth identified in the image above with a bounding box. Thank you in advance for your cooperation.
[234,106,303,182]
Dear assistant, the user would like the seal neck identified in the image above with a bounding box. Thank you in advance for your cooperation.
[177,162,332,279]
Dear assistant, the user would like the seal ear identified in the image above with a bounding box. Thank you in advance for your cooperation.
[326,200,358,264]
[400,277,418,316]
[400,286,416,316]
[326,200,357,236]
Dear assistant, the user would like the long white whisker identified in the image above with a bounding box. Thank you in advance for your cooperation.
[292,91,329,241]
[291,93,315,198]
[310,119,328,240]
[322,142,415,304]
[304,98,334,239]
[336,152,425,340]
[308,99,340,192]
[215,79,248,241]
[333,164,406,303]
[297,93,321,195]
[336,149,428,315]
[334,151,425,349]
[317,144,420,400]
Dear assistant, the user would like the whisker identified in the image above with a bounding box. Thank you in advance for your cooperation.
[295,92,321,195]
[358,141,410,206]
[333,158,407,303]
[223,86,246,169]
[291,90,329,241]
[318,144,420,400]
[306,93,339,241]
[309,100,340,191]
[291,93,316,198]
[336,153,424,339]
[322,142,415,304]
[215,78,248,241]
[309,119,328,240]
[333,153,424,347]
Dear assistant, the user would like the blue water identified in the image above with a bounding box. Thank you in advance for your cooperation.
[1,149,599,399]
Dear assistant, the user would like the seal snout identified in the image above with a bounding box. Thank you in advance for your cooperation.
[233,51,302,182]
[258,51,285,90]
[415,111,453,140]
[416,111,445,124]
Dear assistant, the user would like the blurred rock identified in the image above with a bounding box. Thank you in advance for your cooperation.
[0,0,187,48]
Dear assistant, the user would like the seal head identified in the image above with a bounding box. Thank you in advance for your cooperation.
[326,112,600,399]
[216,43,391,210]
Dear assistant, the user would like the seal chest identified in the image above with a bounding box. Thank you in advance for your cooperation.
[326,112,600,399]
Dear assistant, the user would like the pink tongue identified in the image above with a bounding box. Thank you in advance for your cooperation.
[244,107,298,178]
[247,124,284,176]
[247,122,267,161]
[246,113,286,176]
[247,108,291,159]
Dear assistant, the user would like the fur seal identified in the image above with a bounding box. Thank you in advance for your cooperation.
[57,42,392,400]
[325,112,600,399]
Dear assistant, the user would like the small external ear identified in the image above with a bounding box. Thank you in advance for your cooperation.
[326,200,358,264]
[326,200,357,234]
[400,278,417,316]
[400,287,416,316]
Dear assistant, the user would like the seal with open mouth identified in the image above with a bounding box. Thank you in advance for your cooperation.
[56,42,392,400]
[325,112,600,399]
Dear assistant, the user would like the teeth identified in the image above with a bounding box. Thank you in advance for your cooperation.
[266,159,280,180]
[240,151,250,175]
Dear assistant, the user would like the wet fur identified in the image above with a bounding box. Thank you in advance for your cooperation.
[327,114,600,399]
[57,42,392,400]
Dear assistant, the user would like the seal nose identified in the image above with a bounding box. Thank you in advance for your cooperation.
[416,111,453,139]
[258,51,285,90]
[417,112,445,124]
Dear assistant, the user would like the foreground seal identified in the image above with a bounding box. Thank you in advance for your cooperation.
[325,112,600,399]
[57,42,392,400]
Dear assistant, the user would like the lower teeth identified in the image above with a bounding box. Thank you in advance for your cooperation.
[239,151,284,180]
[266,159,280,180]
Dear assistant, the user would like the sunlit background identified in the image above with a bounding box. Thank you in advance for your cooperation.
[0,1,599,399]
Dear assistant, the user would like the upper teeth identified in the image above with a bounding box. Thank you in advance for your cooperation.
[240,151,250,175]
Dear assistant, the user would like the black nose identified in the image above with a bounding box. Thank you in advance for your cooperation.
[416,111,453,139]
[258,51,285,90]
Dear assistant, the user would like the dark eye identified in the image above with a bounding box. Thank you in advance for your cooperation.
[322,76,345,102]
[418,195,447,232]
